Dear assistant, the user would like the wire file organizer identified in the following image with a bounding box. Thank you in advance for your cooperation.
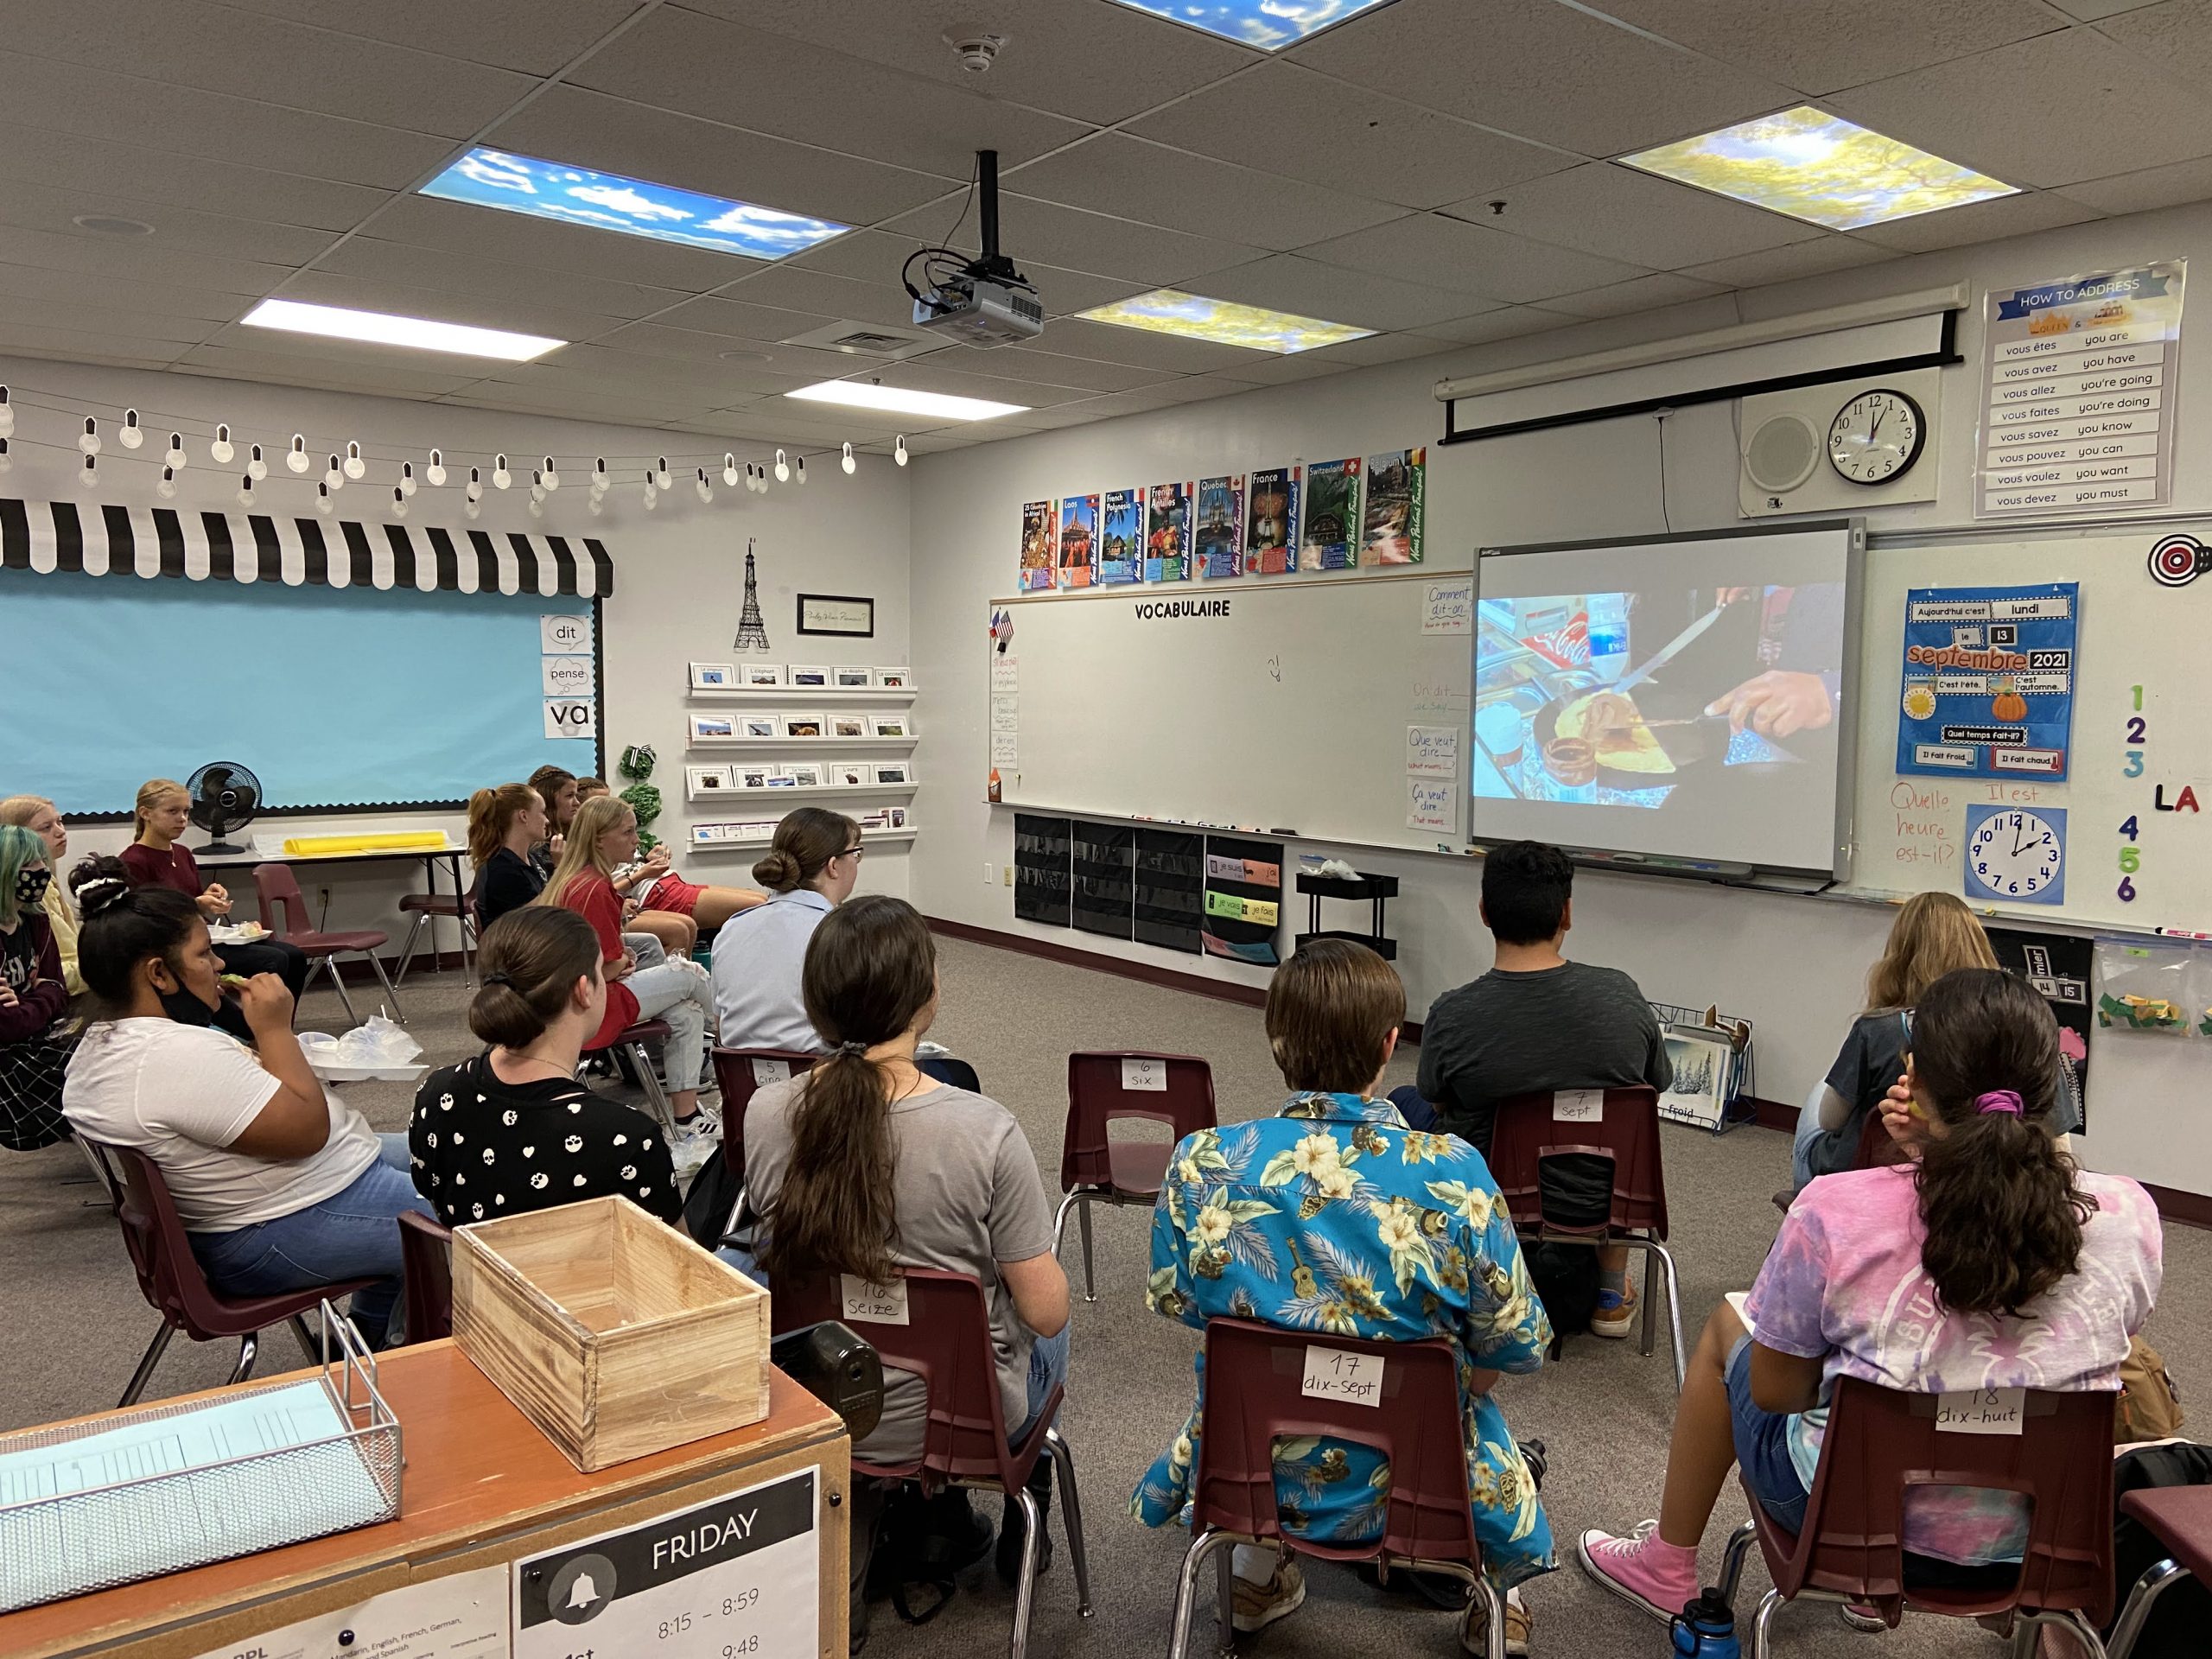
[0,1302,402,1611]
[1649,999,1759,1135]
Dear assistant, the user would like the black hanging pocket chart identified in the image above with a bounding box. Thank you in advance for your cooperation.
[1071,821,1135,938]
[1201,836,1284,966]
[1135,829,1205,954]
[1013,813,1073,928]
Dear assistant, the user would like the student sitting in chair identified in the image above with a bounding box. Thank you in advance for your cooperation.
[611,836,766,953]
[711,808,864,1053]
[527,765,580,879]
[1136,938,1555,1656]
[469,781,551,931]
[1415,839,1671,1338]
[537,796,715,1147]
[62,856,432,1347]
[1580,969,2160,1631]
[0,826,74,1151]
[120,777,309,1040]
[0,795,83,994]
[410,906,680,1228]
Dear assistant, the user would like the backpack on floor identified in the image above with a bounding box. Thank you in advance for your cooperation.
[681,1145,744,1251]
[1525,1241,1600,1339]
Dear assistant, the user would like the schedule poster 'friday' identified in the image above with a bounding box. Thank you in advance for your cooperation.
[1896,582,2078,781]
[1976,260,2185,518]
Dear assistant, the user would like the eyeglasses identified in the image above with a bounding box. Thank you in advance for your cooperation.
[841,845,865,861]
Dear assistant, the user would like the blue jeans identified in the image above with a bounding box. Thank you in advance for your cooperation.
[189,1133,434,1348]
[1013,1321,1071,1443]
[1727,1333,1812,1532]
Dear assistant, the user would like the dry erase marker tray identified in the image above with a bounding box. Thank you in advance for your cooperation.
[0,1303,402,1611]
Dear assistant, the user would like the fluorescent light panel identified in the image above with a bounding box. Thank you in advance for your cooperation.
[1111,0,1397,49]
[419,147,851,260]
[1622,107,2017,232]
[787,381,1028,422]
[1075,289,1373,354]
[241,298,563,360]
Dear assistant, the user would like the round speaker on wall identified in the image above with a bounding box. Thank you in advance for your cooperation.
[1745,413,1821,494]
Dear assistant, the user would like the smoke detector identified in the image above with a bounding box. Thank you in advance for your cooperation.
[947,32,1006,73]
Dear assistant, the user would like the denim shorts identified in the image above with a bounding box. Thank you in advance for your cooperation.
[1727,1334,1812,1533]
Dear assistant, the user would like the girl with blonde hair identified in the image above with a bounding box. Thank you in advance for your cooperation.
[0,795,81,995]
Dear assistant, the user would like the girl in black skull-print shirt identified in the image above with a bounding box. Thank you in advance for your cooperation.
[409,906,680,1228]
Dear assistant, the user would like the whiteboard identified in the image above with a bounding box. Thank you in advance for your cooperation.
[990,572,1473,852]
[1846,528,2212,931]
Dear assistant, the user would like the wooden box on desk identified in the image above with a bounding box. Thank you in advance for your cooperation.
[451,1195,771,1472]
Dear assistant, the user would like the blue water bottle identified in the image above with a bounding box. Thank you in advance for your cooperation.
[1669,1589,1740,1659]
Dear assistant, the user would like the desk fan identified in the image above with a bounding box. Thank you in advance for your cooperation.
[186,761,261,855]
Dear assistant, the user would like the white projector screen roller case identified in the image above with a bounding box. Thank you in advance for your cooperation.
[1472,524,1861,875]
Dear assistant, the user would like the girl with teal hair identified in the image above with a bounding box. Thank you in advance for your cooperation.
[0,823,74,1149]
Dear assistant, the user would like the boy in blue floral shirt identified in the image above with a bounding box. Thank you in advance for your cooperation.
[1134,939,1555,1654]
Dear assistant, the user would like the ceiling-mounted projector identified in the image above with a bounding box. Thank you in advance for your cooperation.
[906,149,1044,346]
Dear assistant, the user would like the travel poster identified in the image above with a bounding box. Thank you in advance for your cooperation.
[1362,447,1425,564]
[1194,474,1245,581]
[1019,499,1054,592]
[1058,493,1099,589]
[1243,464,1301,575]
[1301,458,1360,570]
[1146,480,1193,582]
[1896,582,2078,780]
[1099,487,1144,585]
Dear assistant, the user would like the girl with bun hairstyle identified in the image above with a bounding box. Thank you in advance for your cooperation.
[61,855,432,1348]
[0,824,73,1150]
[409,906,680,1226]
[1581,968,2160,1625]
[537,796,715,1142]
[0,795,82,995]
[710,808,863,1053]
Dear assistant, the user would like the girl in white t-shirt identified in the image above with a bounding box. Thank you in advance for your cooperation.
[62,856,433,1350]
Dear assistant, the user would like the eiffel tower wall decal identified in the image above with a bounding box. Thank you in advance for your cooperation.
[734,539,772,652]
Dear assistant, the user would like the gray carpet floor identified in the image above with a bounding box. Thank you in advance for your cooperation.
[3,937,2204,1657]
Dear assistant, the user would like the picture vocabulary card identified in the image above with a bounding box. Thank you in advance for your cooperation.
[1300,1345,1385,1408]
[1936,1387,2027,1435]
[543,656,594,696]
[544,698,596,741]
[539,613,591,654]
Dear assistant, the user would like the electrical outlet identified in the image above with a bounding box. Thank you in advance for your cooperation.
[984,861,995,885]
[1003,865,1014,887]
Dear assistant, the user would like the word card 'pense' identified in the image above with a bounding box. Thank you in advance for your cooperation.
[1301,1345,1385,1408]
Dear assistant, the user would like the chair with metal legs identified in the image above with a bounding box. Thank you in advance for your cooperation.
[1050,1051,1215,1302]
[394,888,478,987]
[2107,1485,2212,1659]
[83,1137,380,1408]
[252,861,404,1026]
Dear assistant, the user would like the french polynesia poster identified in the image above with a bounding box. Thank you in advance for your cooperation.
[1058,493,1100,588]
[1019,499,1055,592]
[1362,448,1425,565]
[1244,465,1300,575]
[1302,458,1360,570]
[1099,487,1144,585]
[1195,474,1245,580]
[1146,480,1193,582]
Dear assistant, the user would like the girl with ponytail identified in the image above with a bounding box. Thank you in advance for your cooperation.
[409,906,680,1227]
[1581,968,2161,1625]
[739,895,1070,1591]
[468,782,550,928]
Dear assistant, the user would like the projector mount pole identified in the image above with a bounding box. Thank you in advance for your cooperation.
[972,149,1020,287]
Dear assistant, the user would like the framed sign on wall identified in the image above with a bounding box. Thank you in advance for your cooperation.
[797,592,874,637]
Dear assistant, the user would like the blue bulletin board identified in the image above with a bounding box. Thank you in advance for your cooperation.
[0,569,601,816]
[1896,582,2078,781]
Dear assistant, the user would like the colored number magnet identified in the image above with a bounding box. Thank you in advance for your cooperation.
[1965,805,2066,906]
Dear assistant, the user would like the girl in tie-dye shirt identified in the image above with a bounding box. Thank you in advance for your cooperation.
[1579,967,2161,1629]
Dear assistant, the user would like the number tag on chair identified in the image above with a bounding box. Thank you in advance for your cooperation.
[1300,1345,1384,1407]
[1121,1058,1168,1092]
[1936,1386,2025,1434]
[839,1275,909,1325]
[752,1057,788,1086]
[1554,1090,1605,1122]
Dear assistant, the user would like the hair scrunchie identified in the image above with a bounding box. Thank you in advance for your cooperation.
[1974,1090,2024,1116]
[834,1039,869,1059]
[482,971,516,988]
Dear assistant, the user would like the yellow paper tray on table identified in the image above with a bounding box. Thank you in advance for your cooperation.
[283,832,449,856]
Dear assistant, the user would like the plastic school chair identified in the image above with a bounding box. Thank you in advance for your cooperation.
[81,1137,378,1408]
[2108,1485,2212,1659]
[584,1018,677,1136]
[251,861,404,1026]
[397,1211,454,1344]
[709,1046,818,1180]
[1713,1376,2118,1656]
[393,887,478,987]
[1164,1317,1513,1659]
[1486,1084,1686,1390]
[1052,1051,1216,1301]
[772,1268,1092,1659]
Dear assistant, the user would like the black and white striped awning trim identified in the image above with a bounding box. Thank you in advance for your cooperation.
[0,499,613,598]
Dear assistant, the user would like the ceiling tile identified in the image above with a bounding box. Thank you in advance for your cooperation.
[1297,213,1650,302]
[0,178,337,268]
[1532,270,1732,320]
[535,341,819,399]
[574,9,1086,179]
[2097,0,2212,85]
[1680,235,1897,288]
[2057,152,2212,213]
[0,121,389,234]
[1125,60,1571,209]
[218,1,642,77]
[992,315,1280,374]
[266,269,624,346]
[710,406,918,442]
[178,339,482,395]
[1848,188,2102,251]
[931,345,1173,392]
[1048,380,1242,422]
[360,194,755,292]
[2050,0,2164,15]
[1004,133,1401,251]
[1288,330,1459,366]
[1287,0,1795,156]
[0,52,456,188]
[0,328,181,368]
[1418,308,1576,345]
[877,192,1263,286]
[0,299,210,346]
[1596,0,2062,95]
[1828,29,2212,188]
[861,359,1091,407]
[787,226,1155,315]
[312,236,690,322]
[1195,253,1491,331]
[632,295,838,346]
[0,0,534,140]
[1199,353,1357,387]
[0,260,253,322]
[1449,163,1821,270]
[678,0,1258,126]
[486,86,953,226]
[591,322,901,385]
[717,266,920,331]
[0,225,300,300]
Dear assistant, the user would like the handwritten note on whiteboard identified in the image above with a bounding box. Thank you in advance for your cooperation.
[1420,577,1475,635]
[1408,775,1456,836]
[1407,725,1458,779]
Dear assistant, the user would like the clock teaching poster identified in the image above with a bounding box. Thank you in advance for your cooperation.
[1896,583,2078,781]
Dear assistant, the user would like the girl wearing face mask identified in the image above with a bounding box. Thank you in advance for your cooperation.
[0,825,74,1150]
[0,795,81,995]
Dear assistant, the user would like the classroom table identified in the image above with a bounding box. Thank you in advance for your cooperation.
[197,839,473,969]
[0,1339,850,1659]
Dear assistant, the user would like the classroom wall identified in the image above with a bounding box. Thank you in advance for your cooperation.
[0,356,914,958]
[907,197,2212,1198]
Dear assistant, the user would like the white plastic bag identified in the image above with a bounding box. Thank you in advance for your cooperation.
[2096,940,2193,1034]
[338,1014,423,1065]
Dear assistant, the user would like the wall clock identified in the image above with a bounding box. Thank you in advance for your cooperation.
[1964,804,2066,907]
[1827,388,1927,486]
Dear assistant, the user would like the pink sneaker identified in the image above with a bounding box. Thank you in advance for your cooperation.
[1577,1521,1700,1624]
